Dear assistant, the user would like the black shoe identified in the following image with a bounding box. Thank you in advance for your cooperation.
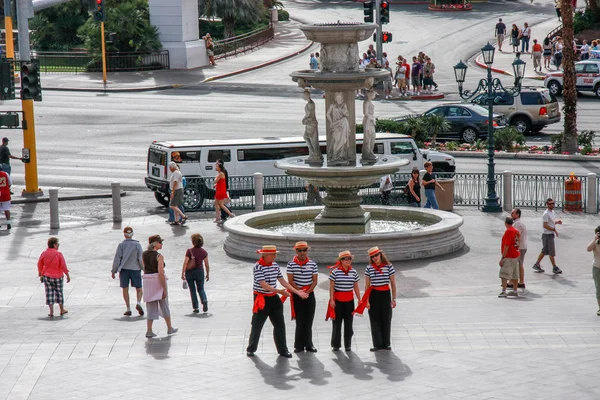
[279,352,293,358]
[202,302,208,312]
[6,223,10,230]
[306,346,318,353]
[345,347,352,352]
[246,351,255,357]
[332,347,340,352]
[383,346,392,350]
[293,348,304,353]
[370,347,380,352]
[518,283,526,289]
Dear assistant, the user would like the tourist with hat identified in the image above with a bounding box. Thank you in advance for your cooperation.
[326,250,360,352]
[142,235,177,338]
[354,247,397,351]
[111,226,144,317]
[37,237,70,318]
[286,241,318,353]
[246,245,308,358]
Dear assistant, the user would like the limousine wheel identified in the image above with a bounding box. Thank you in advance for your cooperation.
[154,192,170,207]
[183,186,204,211]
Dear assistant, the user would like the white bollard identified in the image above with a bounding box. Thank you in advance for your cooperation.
[502,171,513,212]
[49,189,59,229]
[587,173,598,214]
[254,173,264,211]
[112,182,122,223]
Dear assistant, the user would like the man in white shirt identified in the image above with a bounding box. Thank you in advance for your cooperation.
[379,175,393,205]
[511,208,528,288]
[168,162,187,225]
[533,198,562,274]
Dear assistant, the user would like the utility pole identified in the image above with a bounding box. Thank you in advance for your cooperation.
[375,0,382,65]
[17,0,42,196]
[3,0,15,59]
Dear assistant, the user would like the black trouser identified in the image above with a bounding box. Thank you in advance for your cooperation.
[381,190,391,205]
[368,289,392,348]
[247,295,288,354]
[292,292,316,350]
[331,299,355,349]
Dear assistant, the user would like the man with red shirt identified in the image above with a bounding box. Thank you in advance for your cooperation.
[0,164,11,230]
[499,216,521,297]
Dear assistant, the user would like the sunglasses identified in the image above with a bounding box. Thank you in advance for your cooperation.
[548,202,555,206]
[341,257,352,261]
[296,249,307,252]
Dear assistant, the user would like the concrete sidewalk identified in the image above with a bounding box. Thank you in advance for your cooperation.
[41,20,314,92]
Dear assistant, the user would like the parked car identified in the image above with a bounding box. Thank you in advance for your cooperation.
[470,88,561,134]
[544,60,600,98]
[395,103,504,143]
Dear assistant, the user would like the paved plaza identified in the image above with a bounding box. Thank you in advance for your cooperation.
[2,205,600,399]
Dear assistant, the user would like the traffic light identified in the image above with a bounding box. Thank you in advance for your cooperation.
[94,0,105,22]
[0,62,15,100]
[363,1,374,23]
[380,0,390,24]
[382,32,393,43]
[20,62,42,102]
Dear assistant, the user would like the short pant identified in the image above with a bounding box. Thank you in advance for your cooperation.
[499,257,520,281]
[593,266,600,300]
[397,78,407,89]
[541,233,555,256]
[518,248,527,264]
[170,189,184,207]
[383,81,392,91]
[119,269,142,289]
[411,76,420,87]
[497,34,505,43]
[0,201,10,211]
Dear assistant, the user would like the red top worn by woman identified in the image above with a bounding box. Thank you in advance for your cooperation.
[214,177,227,200]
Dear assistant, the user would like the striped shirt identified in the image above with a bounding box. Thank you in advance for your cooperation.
[329,268,359,292]
[365,264,396,287]
[253,262,283,294]
[287,259,318,287]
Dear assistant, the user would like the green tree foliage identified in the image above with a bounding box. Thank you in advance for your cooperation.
[423,114,450,149]
[30,2,88,50]
[199,0,265,38]
[493,127,525,151]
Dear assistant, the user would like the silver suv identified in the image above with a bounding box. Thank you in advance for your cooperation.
[471,88,561,134]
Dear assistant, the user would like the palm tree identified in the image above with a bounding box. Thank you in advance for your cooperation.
[398,115,427,147]
[199,0,265,38]
[423,114,450,149]
[561,0,578,154]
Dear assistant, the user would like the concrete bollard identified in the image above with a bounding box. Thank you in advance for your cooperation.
[49,189,59,229]
[587,173,598,214]
[111,182,122,223]
[502,171,512,212]
[254,173,264,211]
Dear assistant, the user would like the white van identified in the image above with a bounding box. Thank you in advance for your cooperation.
[145,133,456,209]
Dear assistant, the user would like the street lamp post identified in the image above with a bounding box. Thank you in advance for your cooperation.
[453,43,526,213]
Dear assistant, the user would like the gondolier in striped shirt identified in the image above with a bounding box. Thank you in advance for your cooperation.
[286,241,318,353]
[355,247,397,351]
[327,250,360,352]
[246,245,308,358]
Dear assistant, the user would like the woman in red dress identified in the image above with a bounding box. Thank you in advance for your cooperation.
[214,163,235,223]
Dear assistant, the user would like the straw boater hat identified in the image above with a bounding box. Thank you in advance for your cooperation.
[293,241,310,250]
[368,246,382,257]
[257,245,279,254]
[337,250,354,260]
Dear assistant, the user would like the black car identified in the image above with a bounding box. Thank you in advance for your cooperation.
[396,103,504,143]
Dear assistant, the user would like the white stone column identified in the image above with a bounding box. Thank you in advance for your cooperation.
[254,173,264,211]
[149,0,208,69]
[587,173,598,214]
[502,171,512,212]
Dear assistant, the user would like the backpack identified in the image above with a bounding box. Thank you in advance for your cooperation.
[182,176,187,189]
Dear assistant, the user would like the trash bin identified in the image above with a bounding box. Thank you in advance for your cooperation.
[435,178,455,211]
[271,8,278,22]
[564,173,583,211]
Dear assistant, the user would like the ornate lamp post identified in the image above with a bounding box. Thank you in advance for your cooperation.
[454,43,526,212]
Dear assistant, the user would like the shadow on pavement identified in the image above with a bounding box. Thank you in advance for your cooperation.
[184,312,212,318]
[145,335,172,360]
[332,351,373,381]
[250,356,300,390]
[113,316,145,322]
[366,351,412,382]
[296,353,332,386]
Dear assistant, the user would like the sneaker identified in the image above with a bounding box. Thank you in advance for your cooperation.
[498,291,507,298]
[597,310,600,316]
[507,290,519,297]
[202,302,208,312]
[6,223,10,230]
[193,308,199,313]
[518,283,526,289]
[136,304,144,316]
[124,310,132,316]
[167,327,178,335]
[552,266,562,274]
[145,331,156,338]
[532,264,544,273]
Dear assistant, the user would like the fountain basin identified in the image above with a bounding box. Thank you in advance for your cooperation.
[223,206,464,263]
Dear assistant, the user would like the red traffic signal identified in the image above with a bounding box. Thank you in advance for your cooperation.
[382,32,392,43]
[380,0,390,24]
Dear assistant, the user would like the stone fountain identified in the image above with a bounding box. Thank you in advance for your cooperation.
[223,22,464,262]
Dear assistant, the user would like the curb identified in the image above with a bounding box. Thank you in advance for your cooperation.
[45,84,183,93]
[201,41,314,83]
[12,190,126,205]
[446,151,600,162]
[474,54,547,81]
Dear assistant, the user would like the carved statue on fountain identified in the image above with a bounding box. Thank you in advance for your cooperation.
[302,90,323,164]
[362,89,377,163]
[326,92,351,166]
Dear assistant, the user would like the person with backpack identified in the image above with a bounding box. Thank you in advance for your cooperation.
[181,233,210,313]
[111,226,144,317]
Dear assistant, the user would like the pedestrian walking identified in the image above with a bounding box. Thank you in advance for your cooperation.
[586,226,600,316]
[383,61,393,99]
[142,235,177,338]
[498,217,521,298]
[521,23,531,53]
[532,39,543,72]
[511,24,520,53]
[168,162,187,225]
[0,164,12,229]
[309,53,318,70]
[533,198,563,274]
[326,250,361,352]
[111,226,144,316]
[555,0,562,20]
[495,18,507,52]
[305,182,322,205]
[181,233,210,313]
[406,167,421,207]
[167,162,185,223]
[553,37,564,70]
[543,37,553,69]
[511,208,527,289]
[246,245,308,358]
[37,237,71,317]
[379,175,393,205]
[286,241,318,353]
[214,161,235,224]
[0,137,23,179]
[354,247,397,351]
[423,161,444,209]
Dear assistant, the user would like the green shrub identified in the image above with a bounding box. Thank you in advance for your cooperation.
[574,8,594,34]
[550,133,563,153]
[493,127,526,151]
[375,119,401,133]
[446,141,459,151]
[578,130,595,147]
[278,9,290,21]
[356,123,363,133]
[581,144,593,155]
[550,130,595,154]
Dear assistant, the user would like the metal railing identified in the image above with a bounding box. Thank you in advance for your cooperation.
[513,173,586,211]
[213,24,274,60]
[34,50,170,73]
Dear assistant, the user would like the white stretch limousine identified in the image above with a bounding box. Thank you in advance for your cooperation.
[145,133,456,209]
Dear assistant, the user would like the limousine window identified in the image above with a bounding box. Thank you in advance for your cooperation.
[357,143,384,154]
[391,142,415,155]
[208,149,231,163]
[237,146,309,161]
[149,148,166,165]
[172,151,200,163]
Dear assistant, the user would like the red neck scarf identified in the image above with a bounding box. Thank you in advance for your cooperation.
[293,256,309,267]
[371,262,384,274]
[258,257,273,267]
[328,261,352,275]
